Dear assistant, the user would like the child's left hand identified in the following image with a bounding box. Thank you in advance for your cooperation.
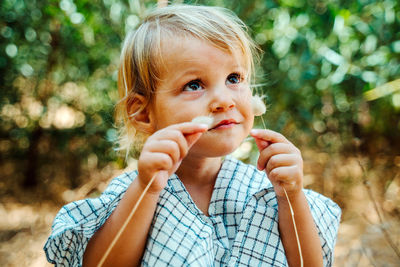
[250,129,303,197]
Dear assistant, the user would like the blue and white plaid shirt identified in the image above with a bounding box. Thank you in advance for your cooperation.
[44,156,341,266]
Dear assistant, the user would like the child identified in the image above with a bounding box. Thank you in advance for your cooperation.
[44,5,340,267]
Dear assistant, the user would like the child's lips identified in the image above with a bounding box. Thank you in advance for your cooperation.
[210,119,238,130]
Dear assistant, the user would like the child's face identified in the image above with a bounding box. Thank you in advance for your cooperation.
[148,36,254,157]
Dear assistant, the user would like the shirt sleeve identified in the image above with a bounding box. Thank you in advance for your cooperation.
[43,173,135,266]
[304,189,341,267]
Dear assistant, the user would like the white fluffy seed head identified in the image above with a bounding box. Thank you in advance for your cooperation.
[252,95,266,116]
[191,116,214,128]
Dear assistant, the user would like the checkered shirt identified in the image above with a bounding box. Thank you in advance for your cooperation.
[44,156,341,266]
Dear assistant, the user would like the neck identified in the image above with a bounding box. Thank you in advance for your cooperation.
[176,156,222,188]
[176,155,222,216]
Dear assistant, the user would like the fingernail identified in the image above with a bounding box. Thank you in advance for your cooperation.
[198,124,209,129]
[250,129,261,135]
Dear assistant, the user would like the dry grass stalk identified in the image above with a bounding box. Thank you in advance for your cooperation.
[357,158,400,260]
[283,188,304,267]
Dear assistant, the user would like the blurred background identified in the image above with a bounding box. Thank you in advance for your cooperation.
[1,0,399,266]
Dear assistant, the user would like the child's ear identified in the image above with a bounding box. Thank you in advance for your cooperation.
[127,94,154,134]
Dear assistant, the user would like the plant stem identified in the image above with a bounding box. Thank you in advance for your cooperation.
[357,159,400,260]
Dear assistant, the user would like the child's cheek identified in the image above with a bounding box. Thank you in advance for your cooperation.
[237,87,253,110]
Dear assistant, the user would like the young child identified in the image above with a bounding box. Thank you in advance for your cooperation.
[44,5,341,267]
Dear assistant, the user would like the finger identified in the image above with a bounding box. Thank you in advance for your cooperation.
[145,152,174,172]
[257,143,296,170]
[171,122,209,135]
[147,139,181,165]
[268,166,302,185]
[250,129,290,144]
[166,122,208,152]
[266,154,300,174]
[271,181,297,197]
[151,129,188,159]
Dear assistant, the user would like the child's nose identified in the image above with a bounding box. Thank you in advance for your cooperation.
[211,103,235,112]
[210,87,235,112]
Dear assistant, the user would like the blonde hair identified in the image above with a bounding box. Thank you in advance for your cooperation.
[115,4,260,158]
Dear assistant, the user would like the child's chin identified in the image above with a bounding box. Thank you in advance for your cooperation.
[199,145,238,158]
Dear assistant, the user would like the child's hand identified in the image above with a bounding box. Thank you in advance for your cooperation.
[250,129,303,197]
[137,122,208,194]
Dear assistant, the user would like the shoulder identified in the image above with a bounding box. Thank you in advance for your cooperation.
[45,170,138,265]
[53,170,138,231]
[304,189,342,218]
[102,170,137,197]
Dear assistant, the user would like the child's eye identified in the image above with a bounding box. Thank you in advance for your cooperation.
[183,80,203,91]
[226,73,242,85]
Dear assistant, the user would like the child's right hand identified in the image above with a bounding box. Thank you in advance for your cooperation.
[137,122,208,194]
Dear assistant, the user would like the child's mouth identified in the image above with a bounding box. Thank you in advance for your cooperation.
[210,119,238,130]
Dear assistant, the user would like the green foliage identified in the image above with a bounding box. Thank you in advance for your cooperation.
[1,0,399,192]
[223,0,400,149]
